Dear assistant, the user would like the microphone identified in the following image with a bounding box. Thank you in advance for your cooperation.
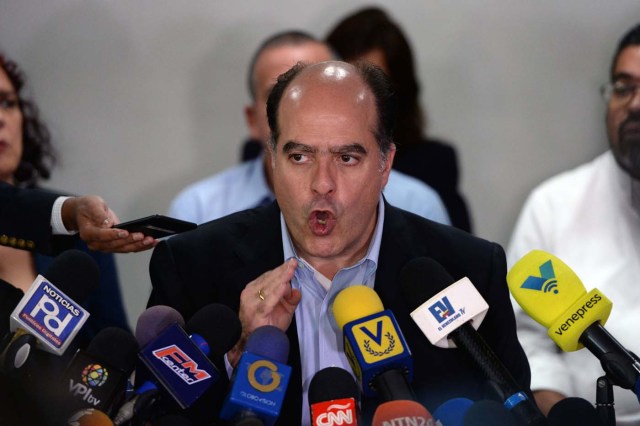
[118,303,241,424]
[546,397,602,426]
[433,397,474,426]
[0,278,24,343]
[400,257,545,425]
[507,250,640,395]
[309,367,360,426]
[114,305,185,425]
[220,325,292,426]
[371,400,433,426]
[60,327,138,419]
[67,408,114,425]
[138,306,224,410]
[462,400,518,426]
[1,249,99,374]
[332,285,414,401]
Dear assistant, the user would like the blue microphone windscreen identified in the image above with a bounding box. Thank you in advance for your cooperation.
[433,397,474,426]
[245,325,289,363]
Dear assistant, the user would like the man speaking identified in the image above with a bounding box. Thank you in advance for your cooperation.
[148,61,531,424]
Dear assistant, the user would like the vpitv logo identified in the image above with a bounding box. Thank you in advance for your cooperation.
[520,260,559,294]
[152,345,211,384]
[68,364,108,407]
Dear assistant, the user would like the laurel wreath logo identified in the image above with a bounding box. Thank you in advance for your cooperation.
[363,332,395,357]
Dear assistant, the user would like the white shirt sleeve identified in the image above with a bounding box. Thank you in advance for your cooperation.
[51,196,78,235]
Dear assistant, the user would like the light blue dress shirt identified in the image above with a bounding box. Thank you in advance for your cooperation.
[168,155,450,225]
[280,196,385,425]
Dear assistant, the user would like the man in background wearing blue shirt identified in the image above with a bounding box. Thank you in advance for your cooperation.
[168,30,450,225]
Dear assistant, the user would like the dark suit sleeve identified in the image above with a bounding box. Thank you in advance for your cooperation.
[482,242,532,393]
[148,240,190,313]
[0,183,75,254]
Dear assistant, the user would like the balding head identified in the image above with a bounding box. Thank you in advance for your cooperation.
[266,61,397,157]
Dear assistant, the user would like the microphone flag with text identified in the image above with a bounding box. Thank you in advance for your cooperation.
[507,250,640,398]
[220,325,292,426]
[309,366,360,426]
[1,249,99,373]
[332,285,414,401]
[400,257,546,425]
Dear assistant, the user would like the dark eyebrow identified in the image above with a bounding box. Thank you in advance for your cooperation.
[282,141,316,154]
[0,90,17,97]
[612,72,640,82]
[330,143,367,155]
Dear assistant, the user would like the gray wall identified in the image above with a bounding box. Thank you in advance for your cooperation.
[1,1,637,327]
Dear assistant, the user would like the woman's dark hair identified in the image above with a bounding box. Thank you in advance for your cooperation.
[0,53,55,186]
[326,7,424,148]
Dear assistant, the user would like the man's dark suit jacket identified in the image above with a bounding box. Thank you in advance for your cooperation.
[148,201,531,424]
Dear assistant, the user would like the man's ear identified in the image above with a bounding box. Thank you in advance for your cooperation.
[381,143,396,185]
[244,104,260,140]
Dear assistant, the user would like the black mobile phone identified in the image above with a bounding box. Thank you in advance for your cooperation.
[113,215,197,239]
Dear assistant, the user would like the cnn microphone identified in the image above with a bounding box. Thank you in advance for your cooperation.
[332,285,414,401]
[59,327,138,419]
[508,250,640,397]
[220,325,292,426]
[1,249,99,373]
[371,400,433,426]
[400,257,545,425]
[309,367,360,426]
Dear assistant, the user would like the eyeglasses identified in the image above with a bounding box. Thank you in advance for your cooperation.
[600,81,640,105]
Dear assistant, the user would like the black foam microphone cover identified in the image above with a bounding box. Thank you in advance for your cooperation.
[309,366,360,405]
[547,397,602,426]
[45,249,100,301]
[400,257,454,309]
[186,303,242,359]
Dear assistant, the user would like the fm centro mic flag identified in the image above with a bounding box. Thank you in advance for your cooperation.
[507,250,612,352]
[10,274,89,355]
[139,322,219,408]
[408,277,488,348]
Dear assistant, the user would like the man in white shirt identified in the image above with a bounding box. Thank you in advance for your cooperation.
[169,31,450,225]
[507,23,640,424]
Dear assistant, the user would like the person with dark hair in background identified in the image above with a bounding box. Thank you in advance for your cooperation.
[149,60,530,425]
[0,53,133,340]
[169,30,451,226]
[507,24,640,423]
[326,6,473,233]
